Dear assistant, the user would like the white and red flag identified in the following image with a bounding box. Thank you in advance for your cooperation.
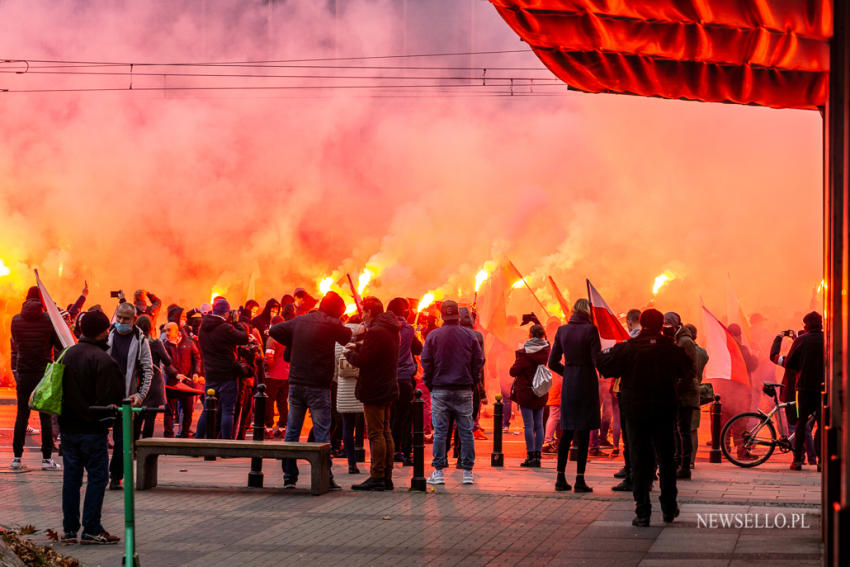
[35,269,77,349]
[702,305,750,387]
[586,279,630,343]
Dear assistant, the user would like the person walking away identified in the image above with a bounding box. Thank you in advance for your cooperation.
[344,297,401,490]
[59,310,124,544]
[509,324,550,468]
[269,291,352,490]
[10,286,63,471]
[106,302,152,490]
[195,298,251,441]
[422,301,484,486]
[547,299,601,493]
[388,298,422,465]
[597,309,691,526]
[612,308,642,491]
[786,312,825,470]
[663,312,700,479]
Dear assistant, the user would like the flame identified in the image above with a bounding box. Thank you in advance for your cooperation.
[0,259,10,277]
[357,269,373,295]
[344,303,357,316]
[817,279,826,294]
[511,279,524,290]
[58,262,63,278]
[474,270,489,292]
[210,289,226,304]
[652,271,676,295]
[417,292,436,312]
[319,277,334,295]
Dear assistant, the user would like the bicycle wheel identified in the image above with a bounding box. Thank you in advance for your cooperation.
[720,412,777,467]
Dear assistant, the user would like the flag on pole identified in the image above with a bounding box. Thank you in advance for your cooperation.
[548,276,570,319]
[726,275,751,347]
[35,269,77,349]
[702,305,750,387]
[586,279,630,342]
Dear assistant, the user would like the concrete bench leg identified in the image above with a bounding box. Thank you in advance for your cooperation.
[309,454,330,495]
[136,450,158,490]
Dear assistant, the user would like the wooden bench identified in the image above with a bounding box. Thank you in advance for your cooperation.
[135,438,331,495]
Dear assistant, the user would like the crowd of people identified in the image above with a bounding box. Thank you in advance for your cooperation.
[7,281,825,541]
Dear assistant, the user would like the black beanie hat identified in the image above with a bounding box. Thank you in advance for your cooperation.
[26,286,40,300]
[81,310,111,338]
[319,291,346,319]
[639,309,664,334]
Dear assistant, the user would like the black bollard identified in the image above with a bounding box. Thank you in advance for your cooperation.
[491,395,504,467]
[204,388,218,461]
[248,383,268,488]
[709,395,722,463]
[410,389,426,491]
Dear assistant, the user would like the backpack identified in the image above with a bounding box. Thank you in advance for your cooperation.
[532,364,553,397]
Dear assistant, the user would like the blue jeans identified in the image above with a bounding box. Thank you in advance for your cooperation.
[431,389,475,470]
[282,384,333,482]
[62,432,109,535]
[520,406,544,452]
[195,380,238,440]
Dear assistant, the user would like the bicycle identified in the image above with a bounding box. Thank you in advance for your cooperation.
[720,381,816,468]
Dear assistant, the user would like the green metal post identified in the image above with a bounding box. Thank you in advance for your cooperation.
[122,400,139,567]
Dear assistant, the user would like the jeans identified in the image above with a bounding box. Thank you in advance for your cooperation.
[341,413,364,468]
[13,372,53,459]
[543,406,561,444]
[62,432,109,535]
[626,409,678,520]
[364,403,394,480]
[431,389,475,470]
[195,380,238,440]
[520,406,544,452]
[282,384,333,483]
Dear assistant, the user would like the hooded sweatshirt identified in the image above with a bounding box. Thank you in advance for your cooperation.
[10,298,62,375]
[344,312,401,405]
[509,338,551,409]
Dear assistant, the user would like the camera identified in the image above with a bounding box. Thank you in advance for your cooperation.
[782,329,797,338]
[110,290,122,298]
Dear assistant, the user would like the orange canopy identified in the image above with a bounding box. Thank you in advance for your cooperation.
[489,0,832,110]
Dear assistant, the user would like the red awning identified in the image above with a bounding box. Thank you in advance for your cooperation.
[489,0,832,110]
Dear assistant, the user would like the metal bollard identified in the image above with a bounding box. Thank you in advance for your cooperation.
[410,389,426,491]
[248,383,268,488]
[204,389,218,461]
[709,395,722,463]
[491,395,504,467]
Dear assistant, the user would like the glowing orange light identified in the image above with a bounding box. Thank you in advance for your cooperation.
[817,279,826,293]
[474,270,488,292]
[344,303,357,315]
[319,277,334,295]
[58,262,63,278]
[511,279,524,290]
[652,271,676,295]
[0,259,10,277]
[210,289,225,304]
[357,269,373,295]
[417,292,436,312]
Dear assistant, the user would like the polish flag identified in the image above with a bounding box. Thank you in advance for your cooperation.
[35,269,77,349]
[586,279,630,343]
[702,305,750,386]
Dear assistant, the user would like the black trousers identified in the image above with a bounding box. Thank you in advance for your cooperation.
[794,390,821,463]
[673,406,694,469]
[264,379,289,428]
[109,415,142,481]
[617,392,631,479]
[625,408,678,519]
[391,378,415,457]
[13,372,53,459]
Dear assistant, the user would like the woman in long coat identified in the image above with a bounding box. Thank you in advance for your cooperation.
[547,298,601,492]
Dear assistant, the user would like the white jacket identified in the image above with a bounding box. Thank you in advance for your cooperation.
[336,323,363,414]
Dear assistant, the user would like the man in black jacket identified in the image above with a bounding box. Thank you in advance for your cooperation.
[59,310,124,545]
[195,298,251,440]
[787,311,825,470]
[345,297,400,491]
[597,309,691,527]
[270,291,352,490]
[10,286,63,471]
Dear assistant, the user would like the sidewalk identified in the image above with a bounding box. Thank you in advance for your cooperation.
[0,436,823,567]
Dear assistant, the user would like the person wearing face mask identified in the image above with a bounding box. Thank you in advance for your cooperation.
[163,321,202,438]
[106,301,153,490]
[58,309,124,545]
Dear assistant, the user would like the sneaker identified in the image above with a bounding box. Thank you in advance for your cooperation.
[108,479,122,491]
[611,479,633,492]
[41,458,61,471]
[426,469,445,485]
[80,531,119,545]
[351,477,386,491]
[541,443,557,454]
[10,458,22,471]
[462,470,475,485]
[61,532,77,544]
[502,426,510,433]
[273,428,283,439]
[284,480,297,489]
[26,425,39,435]
[473,429,488,440]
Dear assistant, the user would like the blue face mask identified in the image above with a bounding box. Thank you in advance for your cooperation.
[115,323,132,334]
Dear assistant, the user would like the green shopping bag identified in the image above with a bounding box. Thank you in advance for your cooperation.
[29,347,69,416]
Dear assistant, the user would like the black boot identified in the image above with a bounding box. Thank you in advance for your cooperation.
[532,451,542,468]
[555,472,571,491]
[573,475,592,493]
[521,452,535,467]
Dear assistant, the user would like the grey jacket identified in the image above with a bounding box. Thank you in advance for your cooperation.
[107,326,153,400]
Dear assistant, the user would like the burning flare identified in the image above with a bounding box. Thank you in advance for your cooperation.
[417,292,436,313]
[0,259,10,277]
[210,289,226,304]
[512,279,525,290]
[345,303,357,316]
[319,277,334,295]
[474,270,489,292]
[652,271,676,295]
[357,269,373,295]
